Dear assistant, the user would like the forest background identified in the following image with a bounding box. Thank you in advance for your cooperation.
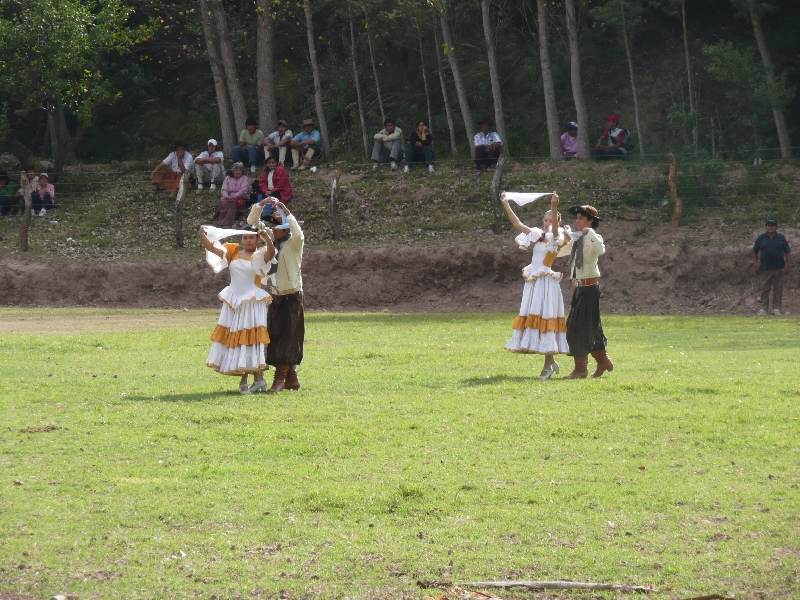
[0,0,798,180]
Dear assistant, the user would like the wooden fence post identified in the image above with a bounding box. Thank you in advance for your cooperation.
[490,154,508,234]
[668,152,682,226]
[174,171,188,247]
[19,172,33,252]
[329,161,343,240]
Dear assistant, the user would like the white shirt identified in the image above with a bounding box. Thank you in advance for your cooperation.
[266,130,293,145]
[474,131,503,147]
[162,151,194,173]
[195,150,226,175]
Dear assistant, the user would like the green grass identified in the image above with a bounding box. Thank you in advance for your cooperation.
[1,311,798,599]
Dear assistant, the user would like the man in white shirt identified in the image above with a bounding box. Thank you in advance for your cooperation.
[150,140,194,193]
[371,118,404,171]
[263,120,294,167]
[194,138,225,193]
[473,117,503,172]
[564,204,613,379]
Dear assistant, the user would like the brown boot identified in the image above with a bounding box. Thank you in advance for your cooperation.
[564,356,589,379]
[267,365,289,393]
[591,350,614,378]
[284,365,300,391]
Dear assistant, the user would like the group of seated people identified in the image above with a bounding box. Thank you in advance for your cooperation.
[560,114,631,159]
[0,167,55,217]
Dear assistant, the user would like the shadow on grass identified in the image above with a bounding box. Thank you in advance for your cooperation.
[123,391,244,402]
[461,375,534,386]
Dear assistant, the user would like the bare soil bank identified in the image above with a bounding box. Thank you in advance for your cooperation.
[1,220,796,316]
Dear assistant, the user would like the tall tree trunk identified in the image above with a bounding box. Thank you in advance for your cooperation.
[620,6,644,156]
[303,0,330,160]
[211,0,248,132]
[681,0,697,149]
[433,19,458,156]
[481,0,508,155]
[364,10,386,123]
[49,101,74,184]
[256,0,277,132]
[416,22,434,134]
[747,0,792,158]
[347,0,369,156]
[437,0,475,158]
[537,0,562,159]
[565,0,590,159]
[200,0,236,155]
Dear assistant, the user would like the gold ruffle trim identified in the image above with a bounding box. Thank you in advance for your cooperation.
[210,325,270,348]
[522,269,563,283]
[206,361,267,376]
[511,315,567,333]
[218,293,270,311]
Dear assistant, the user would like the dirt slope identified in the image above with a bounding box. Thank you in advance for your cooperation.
[1,220,796,315]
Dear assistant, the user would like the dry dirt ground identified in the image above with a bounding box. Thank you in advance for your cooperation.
[1,219,797,316]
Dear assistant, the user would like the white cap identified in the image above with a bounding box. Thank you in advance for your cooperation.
[207,138,217,146]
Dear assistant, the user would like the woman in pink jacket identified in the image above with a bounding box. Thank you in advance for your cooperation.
[214,162,250,227]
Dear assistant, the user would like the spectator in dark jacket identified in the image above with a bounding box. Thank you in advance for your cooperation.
[404,120,435,173]
[258,157,294,218]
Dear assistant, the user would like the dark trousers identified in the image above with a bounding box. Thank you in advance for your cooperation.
[267,292,305,366]
[566,284,607,356]
[31,191,55,211]
[233,144,264,166]
[759,269,783,310]
[405,145,435,166]
[596,148,626,160]
[0,193,17,215]
[475,146,500,169]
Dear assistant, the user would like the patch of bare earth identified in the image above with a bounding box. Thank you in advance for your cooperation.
[1,220,797,316]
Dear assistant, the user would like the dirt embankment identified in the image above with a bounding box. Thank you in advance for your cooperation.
[1,220,797,315]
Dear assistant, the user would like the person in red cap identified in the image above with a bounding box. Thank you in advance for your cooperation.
[564,204,613,378]
[595,115,628,159]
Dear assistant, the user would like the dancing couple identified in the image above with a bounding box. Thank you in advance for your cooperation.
[501,192,613,380]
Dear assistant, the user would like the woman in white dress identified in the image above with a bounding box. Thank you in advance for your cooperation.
[199,224,276,394]
[501,193,571,380]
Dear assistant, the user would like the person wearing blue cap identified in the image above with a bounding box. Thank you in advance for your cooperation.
[753,218,790,316]
[248,198,305,392]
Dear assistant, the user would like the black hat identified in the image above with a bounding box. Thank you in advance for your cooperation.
[477,116,495,126]
[174,140,188,148]
[766,218,778,226]
[569,205,602,222]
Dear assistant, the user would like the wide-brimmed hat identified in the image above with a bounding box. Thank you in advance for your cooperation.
[276,119,288,128]
[302,118,316,127]
[569,204,602,222]
[265,206,291,230]
[477,116,495,126]
[174,140,188,148]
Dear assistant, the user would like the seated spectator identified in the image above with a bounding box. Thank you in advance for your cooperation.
[561,122,579,158]
[14,165,38,214]
[264,120,293,167]
[473,117,503,172]
[290,119,322,171]
[0,172,16,215]
[404,120,435,173]
[595,114,629,159]
[258,157,293,218]
[213,162,251,227]
[233,117,264,174]
[372,118,404,171]
[31,173,55,217]
[150,141,194,193]
[194,138,225,193]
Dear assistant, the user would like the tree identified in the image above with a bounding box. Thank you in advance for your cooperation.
[480,0,508,155]
[536,0,562,159]
[303,0,331,160]
[433,0,475,158]
[565,0,590,159]
[347,0,369,156]
[591,0,647,156]
[199,0,236,155]
[0,0,154,178]
[364,7,386,123]
[210,0,248,132]
[743,0,792,158]
[432,15,458,155]
[256,0,278,133]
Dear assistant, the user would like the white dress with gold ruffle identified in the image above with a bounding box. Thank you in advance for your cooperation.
[505,227,571,355]
[206,243,274,375]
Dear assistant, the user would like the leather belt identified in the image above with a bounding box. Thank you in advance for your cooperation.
[573,277,599,287]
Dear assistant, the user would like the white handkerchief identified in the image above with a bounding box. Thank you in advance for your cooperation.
[503,192,553,206]
[203,225,258,273]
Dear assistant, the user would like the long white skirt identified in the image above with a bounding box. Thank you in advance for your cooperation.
[505,273,570,355]
[206,296,269,375]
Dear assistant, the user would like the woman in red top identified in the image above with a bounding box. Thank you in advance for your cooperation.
[259,156,293,205]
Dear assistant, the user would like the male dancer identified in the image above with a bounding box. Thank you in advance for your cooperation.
[248,198,305,392]
[565,205,613,378]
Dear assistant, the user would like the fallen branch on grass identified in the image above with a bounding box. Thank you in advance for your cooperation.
[418,580,657,594]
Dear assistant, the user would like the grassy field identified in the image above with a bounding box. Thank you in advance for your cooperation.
[1,310,798,599]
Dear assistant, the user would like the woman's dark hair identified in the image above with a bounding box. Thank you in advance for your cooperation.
[245,116,257,127]
[266,156,278,164]
[23,164,35,173]
[415,120,427,128]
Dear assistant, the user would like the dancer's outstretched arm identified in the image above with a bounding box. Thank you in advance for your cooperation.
[500,193,531,235]
[198,226,225,258]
